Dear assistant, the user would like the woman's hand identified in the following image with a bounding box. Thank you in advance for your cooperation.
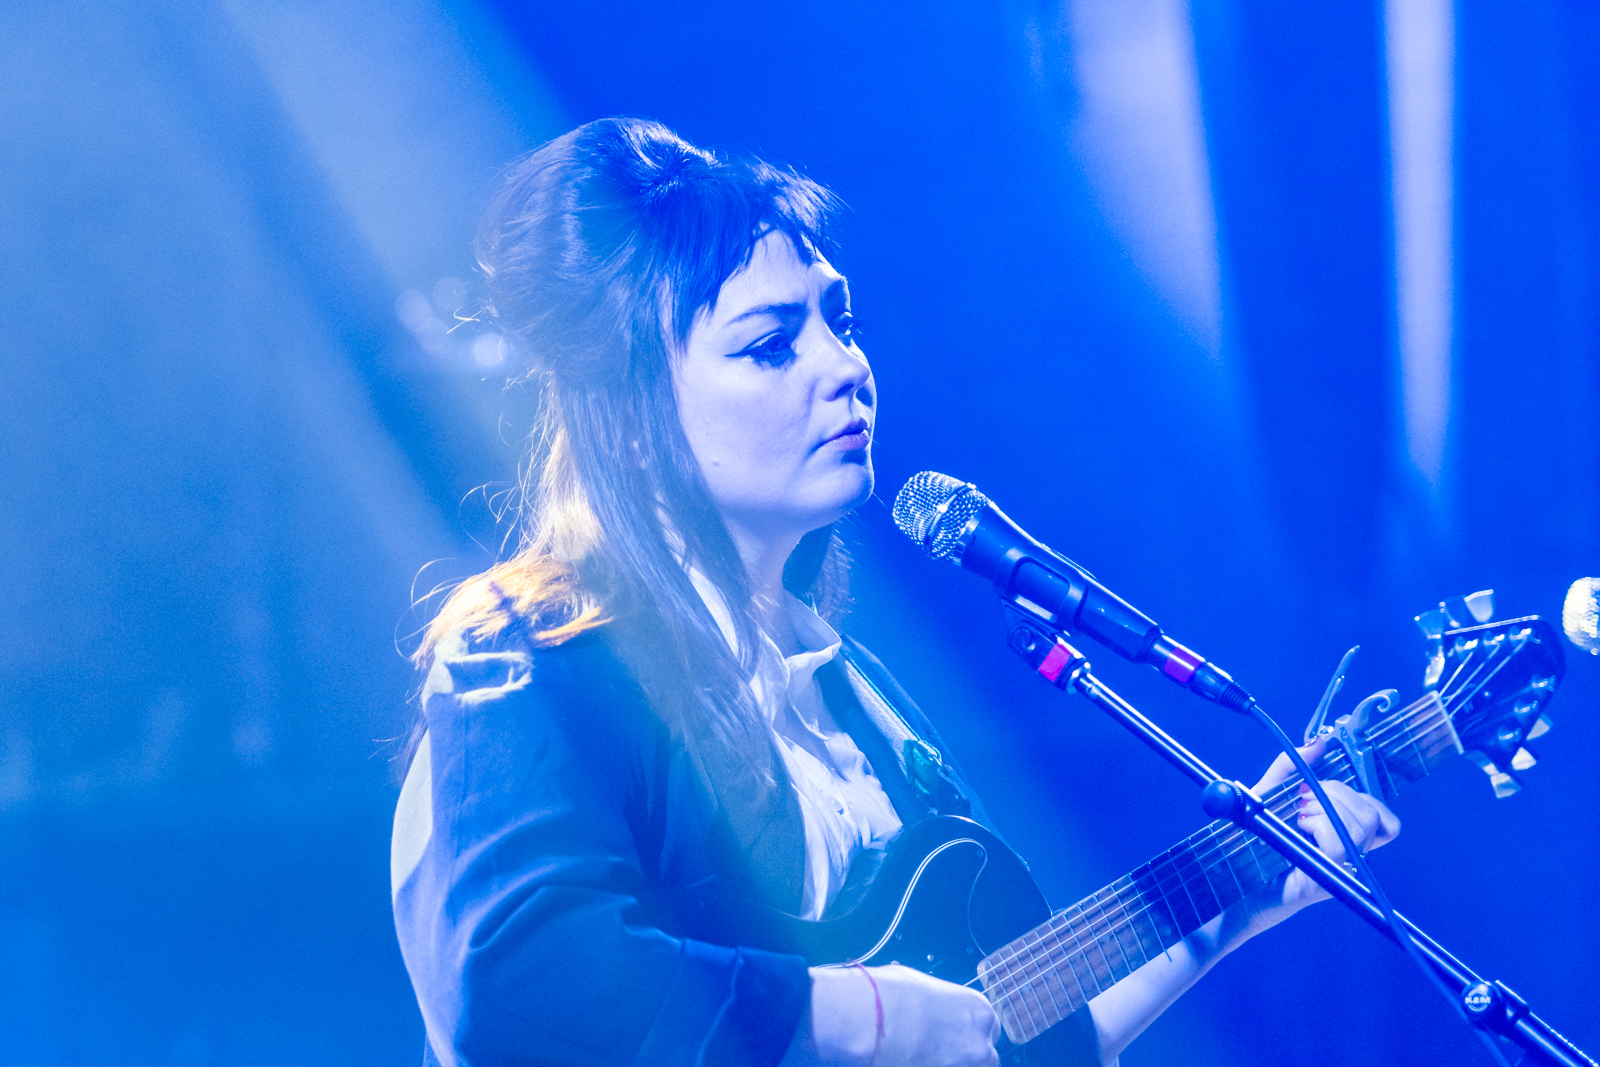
[784,963,999,1067]
[1240,735,1403,931]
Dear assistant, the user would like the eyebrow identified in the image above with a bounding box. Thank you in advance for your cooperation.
[724,301,807,326]
[721,279,851,328]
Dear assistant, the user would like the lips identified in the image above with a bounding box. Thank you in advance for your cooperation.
[824,418,872,451]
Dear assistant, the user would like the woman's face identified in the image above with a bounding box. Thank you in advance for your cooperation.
[675,230,875,552]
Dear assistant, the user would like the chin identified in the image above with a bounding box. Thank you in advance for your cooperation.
[822,465,875,522]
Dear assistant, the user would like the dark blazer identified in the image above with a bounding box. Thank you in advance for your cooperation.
[392,617,1034,1067]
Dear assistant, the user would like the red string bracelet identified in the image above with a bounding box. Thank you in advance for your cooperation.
[851,963,884,1067]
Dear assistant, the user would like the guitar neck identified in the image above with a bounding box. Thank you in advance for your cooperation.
[977,689,1458,1045]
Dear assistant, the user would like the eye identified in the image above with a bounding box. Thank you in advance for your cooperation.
[735,331,796,367]
[831,313,863,345]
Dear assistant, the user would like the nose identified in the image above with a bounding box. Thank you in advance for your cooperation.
[815,324,872,406]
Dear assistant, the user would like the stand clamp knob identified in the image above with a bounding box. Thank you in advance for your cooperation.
[1462,980,1531,1037]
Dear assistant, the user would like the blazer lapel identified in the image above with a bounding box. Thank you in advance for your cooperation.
[822,645,975,821]
[693,727,808,915]
[815,656,932,824]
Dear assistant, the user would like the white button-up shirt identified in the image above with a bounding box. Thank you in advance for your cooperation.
[686,568,903,920]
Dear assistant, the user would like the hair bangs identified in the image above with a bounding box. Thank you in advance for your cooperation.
[639,157,842,347]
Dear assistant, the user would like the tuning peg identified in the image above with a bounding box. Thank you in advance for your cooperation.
[1415,607,1446,641]
[1511,746,1538,771]
[1464,590,1495,623]
[1467,750,1524,799]
[1527,713,1553,740]
[1440,590,1494,629]
[1415,609,1447,688]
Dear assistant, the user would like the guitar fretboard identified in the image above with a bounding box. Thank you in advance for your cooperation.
[977,689,1457,1045]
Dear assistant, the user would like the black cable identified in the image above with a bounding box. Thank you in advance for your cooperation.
[1247,701,1515,1067]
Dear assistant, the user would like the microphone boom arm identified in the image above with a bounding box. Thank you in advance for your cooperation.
[1006,615,1595,1067]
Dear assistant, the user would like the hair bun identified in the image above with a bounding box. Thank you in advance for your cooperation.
[476,117,837,394]
[640,141,712,202]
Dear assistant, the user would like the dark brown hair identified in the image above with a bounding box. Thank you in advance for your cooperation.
[413,117,851,783]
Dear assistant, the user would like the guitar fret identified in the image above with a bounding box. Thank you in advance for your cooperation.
[1114,881,1154,969]
[1111,899,1150,973]
[1198,862,1234,905]
[1045,908,1094,1010]
[1109,884,1147,969]
[1075,908,1114,994]
[1026,941,1080,1040]
[1151,853,1200,933]
[1090,887,1132,980]
[1063,941,1099,1001]
[1054,940,1091,1006]
[1028,947,1068,1030]
[1013,941,1052,1039]
[1139,902,1177,959]
[1011,977,1045,1043]
[1044,956,1075,1019]
[1167,852,1209,931]
[1178,850,1222,922]
[1132,865,1181,945]
[981,677,1492,1049]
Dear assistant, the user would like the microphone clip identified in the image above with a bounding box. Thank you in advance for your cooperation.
[1003,606,1090,691]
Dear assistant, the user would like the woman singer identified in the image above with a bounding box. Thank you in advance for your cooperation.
[389,116,1399,1067]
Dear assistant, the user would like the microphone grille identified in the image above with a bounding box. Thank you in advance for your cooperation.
[893,471,989,562]
[1562,577,1600,655]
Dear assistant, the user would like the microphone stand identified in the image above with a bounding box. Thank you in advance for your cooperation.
[1008,619,1595,1067]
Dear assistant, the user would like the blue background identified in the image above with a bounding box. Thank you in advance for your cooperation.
[1,1,1596,1064]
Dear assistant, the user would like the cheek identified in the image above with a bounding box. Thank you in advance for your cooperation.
[680,382,809,487]
[698,404,803,475]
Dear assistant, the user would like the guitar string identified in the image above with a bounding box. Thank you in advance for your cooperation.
[1369,631,1528,749]
[979,711,1451,1012]
[980,765,1322,1010]
[981,760,1325,996]
[1424,644,1525,738]
[963,636,1537,1038]
[984,823,1294,1023]
[981,773,1307,996]
[1354,625,1529,751]
[1367,657,1479,745]
[981,698,1460,1008]
[984,783,1321,1020]
[984,681,1492,1018]
[979,694,1461,1014]
[980,716,1406,994]
[990,867,1154,1014]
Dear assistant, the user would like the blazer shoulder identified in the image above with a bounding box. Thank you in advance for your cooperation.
[421,623,642,727]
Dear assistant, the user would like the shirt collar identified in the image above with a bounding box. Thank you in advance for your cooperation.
[682,562,841,683]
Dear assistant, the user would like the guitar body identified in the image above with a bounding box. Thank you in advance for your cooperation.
[650,816,1094,1064]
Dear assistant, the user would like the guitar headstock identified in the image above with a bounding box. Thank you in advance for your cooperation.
[1416,592,1567,798]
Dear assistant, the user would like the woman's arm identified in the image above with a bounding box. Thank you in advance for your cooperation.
[395,633,812,1067]
[1085,737,1401,1065]
[783,964,1001,1067]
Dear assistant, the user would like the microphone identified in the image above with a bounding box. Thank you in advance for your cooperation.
[892,471,1258,713]
[1562,577,1600,655]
